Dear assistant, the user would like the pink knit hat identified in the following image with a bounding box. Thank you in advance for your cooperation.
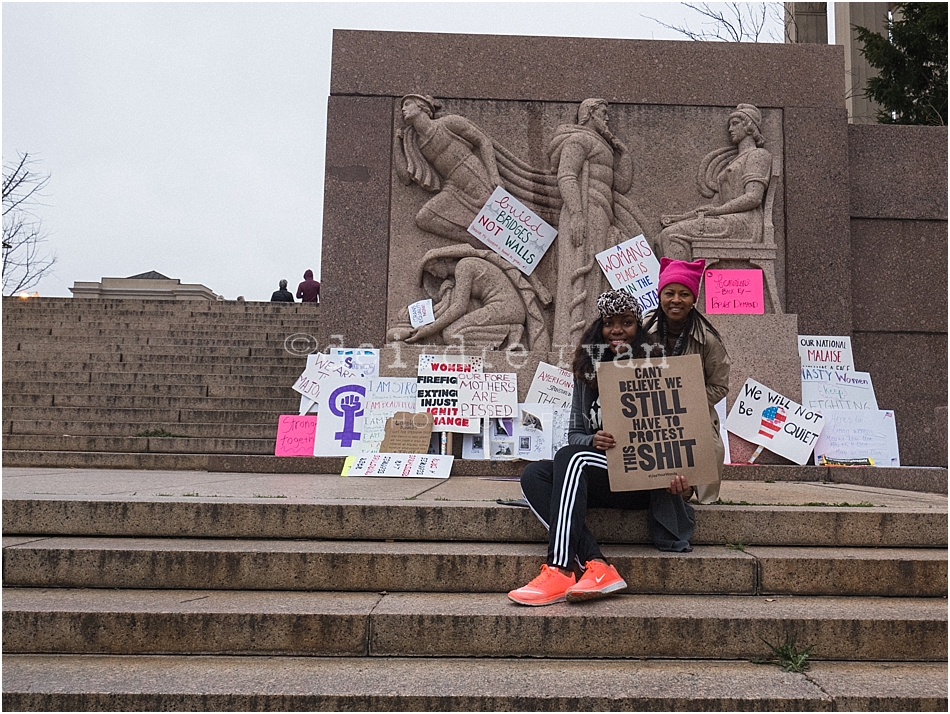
[658,257,705,299]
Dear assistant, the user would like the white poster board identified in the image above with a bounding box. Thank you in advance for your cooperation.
[329,348,380,378]
[798,335,854,372]
[416,354,483,433]
[360,377,419,453]
[466,186,556,276]
[313,376,370,456]
[458,372,519,420]
[462,403,555,461]
[294,353,361,415]
[814,410,900,467]
[725,378,826,465]
[525,362,575,407]
[342,453,453,479]
[801,368,878,411]
[595,234,662,313]
[408,299,435,328]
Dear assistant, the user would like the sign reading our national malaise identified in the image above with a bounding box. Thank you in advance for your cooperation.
[798,335,854,372]
[598,355,719,492]
[725,378,825,465]
[467,186,556,276]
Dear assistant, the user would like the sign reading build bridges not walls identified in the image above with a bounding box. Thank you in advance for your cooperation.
[599,355,720,492]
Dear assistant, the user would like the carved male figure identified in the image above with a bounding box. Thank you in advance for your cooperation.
[549,99,633,348]
[657,104,773,260]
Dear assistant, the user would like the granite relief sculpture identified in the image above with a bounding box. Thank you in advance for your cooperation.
[387,245,553,352]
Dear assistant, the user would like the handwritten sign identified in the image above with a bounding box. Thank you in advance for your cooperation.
[725,378,826,464]
[467,186,556,276]
[798,335,854,372]
[313,376,369,456]
[329,348,380,378]
[813,410,900,467]
[595,234,662,313]
[599,355,719,491]
[801,368,878,411]
[274,415,317,457]
[293,353,361,414]
[458,372,518,420]
[416,355,483,433]
[704,269,764,314]
[408,299,435,328]
[360,377,419,453]
[379,411,433,454]
[525,361,574,407]
[343,453,453,479]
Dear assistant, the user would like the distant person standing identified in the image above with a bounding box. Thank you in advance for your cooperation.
[270,279,295,303]
[297,269,321,303]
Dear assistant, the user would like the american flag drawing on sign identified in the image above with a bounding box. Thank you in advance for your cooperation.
[758,406,786,439]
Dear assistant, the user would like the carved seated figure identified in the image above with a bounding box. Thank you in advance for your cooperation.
[657,103,782,312]
[387,245,553,351]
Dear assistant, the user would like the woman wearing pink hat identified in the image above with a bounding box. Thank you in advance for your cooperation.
[643,257,731,504]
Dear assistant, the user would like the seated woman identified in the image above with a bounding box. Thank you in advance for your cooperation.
[642,257,731,504]
[509,290,696,607]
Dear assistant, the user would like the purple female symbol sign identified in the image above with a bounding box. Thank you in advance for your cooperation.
[329,384,366,448]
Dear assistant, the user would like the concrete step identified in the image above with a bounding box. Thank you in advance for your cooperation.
[2,588,944,660]
[3,406,281,425]
[2,655,944,712]
[3,537,944,597]
[4,488,945,546]
[1,382,210,397]
[3,393,298,410]
[5,371,293,385]
[2,436,274,455]
[5,421,275,438]
[2,362,302,376]
[0,451,216,470]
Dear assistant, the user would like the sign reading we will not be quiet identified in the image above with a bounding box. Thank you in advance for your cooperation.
[725,378,825,465]
[599,355,720,492]
[467,186,556,276]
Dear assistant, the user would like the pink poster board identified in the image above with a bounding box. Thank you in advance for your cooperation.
[274,414,317,456]
[705,269,764,314]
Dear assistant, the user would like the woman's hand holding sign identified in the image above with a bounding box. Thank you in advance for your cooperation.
[596,428,691,497]
[592,430,616,451]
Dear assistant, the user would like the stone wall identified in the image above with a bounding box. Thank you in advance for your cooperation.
[321,30,947,466]
[848,125,948,466]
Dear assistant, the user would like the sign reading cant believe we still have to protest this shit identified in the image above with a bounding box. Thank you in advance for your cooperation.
[598,355,719,492]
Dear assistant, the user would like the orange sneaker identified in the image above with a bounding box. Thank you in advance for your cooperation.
[508,564,576,606]
[565,560,627,602]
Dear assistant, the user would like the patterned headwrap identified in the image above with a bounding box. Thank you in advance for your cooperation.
[596,290,642,321]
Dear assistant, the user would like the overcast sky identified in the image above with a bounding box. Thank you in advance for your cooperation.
[3,2,789,301]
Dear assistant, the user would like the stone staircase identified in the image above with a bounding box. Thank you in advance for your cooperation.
[2,473,947,710]
[2,296,323,469]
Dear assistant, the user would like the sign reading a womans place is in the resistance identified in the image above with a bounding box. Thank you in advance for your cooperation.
[598,355,719,492]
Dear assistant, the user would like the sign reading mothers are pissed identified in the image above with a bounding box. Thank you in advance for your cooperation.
[598,355,720,491]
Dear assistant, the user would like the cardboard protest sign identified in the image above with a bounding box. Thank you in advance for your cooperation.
[704,269,764,314]
[798,335,854,372]
[313,375,370,456]
[274,415,317,457]
[525,361,574,407]
[330,348,380,378]
[343,452,453,479]
[408,299,435,328]
[416,354,483,433]
[813,409,900,467]
[598,355,720,491]
[595,234,661,313]
[462,403,555,461]
[379,411,433,454]
[466,186,556,276]
[360,377,419,453]
[801,368,878,411]
[294,353,361,415]
[458,372,518,420]
[725,378,825,465]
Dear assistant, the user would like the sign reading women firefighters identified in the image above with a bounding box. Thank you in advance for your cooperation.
[725,378,825,465]
[598,355,719,491]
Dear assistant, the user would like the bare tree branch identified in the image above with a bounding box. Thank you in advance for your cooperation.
[3,152,56,295]
[642,2,789,43]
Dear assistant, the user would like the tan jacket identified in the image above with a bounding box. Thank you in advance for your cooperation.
[644,310,730,504]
